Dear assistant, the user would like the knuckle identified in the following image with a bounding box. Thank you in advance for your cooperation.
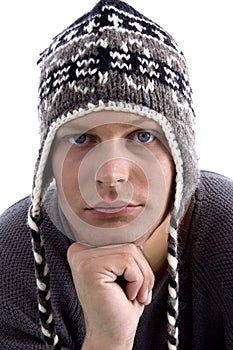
[67,245,92,271]
[122,252,135,266]
[127,243,138,252]
[74,257,98,285]
[76,258,92,275]
[67,245,77,266]
[122,243,138,256]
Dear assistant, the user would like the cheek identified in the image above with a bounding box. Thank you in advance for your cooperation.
[63,159,78,189]
[159,155,175,209]
[52,145,82,193]
[130,164,149,188]
[150,145,175,205]
[162,157,175,187]
[156,143,174,183]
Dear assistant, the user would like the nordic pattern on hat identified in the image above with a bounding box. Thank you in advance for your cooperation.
[28,0,199,349]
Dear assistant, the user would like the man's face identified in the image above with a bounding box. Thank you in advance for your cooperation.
[51,111,174,246]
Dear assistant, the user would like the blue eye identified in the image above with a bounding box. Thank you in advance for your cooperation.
[69,134,88,145]
[135,131,155,143]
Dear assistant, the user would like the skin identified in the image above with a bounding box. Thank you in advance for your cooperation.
[52,111,175,349]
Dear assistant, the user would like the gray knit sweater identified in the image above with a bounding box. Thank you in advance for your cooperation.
[0,171,233,349]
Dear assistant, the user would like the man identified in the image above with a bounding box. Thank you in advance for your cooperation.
[0,0,232,349]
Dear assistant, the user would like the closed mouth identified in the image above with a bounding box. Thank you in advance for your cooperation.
[86,201,142,213]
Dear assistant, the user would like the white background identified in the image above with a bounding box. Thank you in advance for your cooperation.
[0,0,232,214]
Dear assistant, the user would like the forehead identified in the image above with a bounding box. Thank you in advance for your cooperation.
[57,110,163,134]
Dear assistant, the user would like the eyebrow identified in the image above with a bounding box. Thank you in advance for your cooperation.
[130,118,150,124]
[129,118,165,135]
[59,117,163,130]
[57,125,89,133]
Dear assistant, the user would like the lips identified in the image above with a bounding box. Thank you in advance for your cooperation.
[86,200,142,214]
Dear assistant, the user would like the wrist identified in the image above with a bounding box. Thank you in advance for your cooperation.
[82,334,134,350]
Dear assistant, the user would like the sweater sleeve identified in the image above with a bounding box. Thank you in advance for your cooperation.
[0,196,84,350]
[0,197,48,349]
[191,172,233,349]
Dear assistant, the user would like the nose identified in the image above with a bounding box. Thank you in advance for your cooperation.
[96,158,130,187]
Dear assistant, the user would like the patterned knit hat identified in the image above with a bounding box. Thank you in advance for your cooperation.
[28,0,199,349]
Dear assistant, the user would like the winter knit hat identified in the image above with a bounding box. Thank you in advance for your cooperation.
[28,0,199,349]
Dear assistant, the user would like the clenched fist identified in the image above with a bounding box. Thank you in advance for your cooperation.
[67,243,155,349]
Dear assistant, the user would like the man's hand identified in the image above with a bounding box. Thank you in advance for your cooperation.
[67,243,154,349]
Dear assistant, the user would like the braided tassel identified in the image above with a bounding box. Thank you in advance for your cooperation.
[28,207,62,349]
[167,217,179,350]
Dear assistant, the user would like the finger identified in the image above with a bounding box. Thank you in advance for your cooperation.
[96,243,155,304]
[67,242,93,266]
[122,257,144,301]
[131,246,155,304]
[108,244,154,304]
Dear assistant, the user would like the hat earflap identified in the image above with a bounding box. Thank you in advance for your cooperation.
[28,209,61,349]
